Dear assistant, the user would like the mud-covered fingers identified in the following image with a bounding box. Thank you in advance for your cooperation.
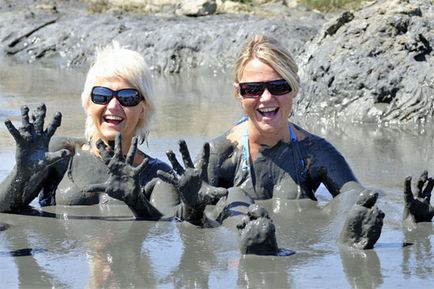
[416,170,428,196]
[82,183,107,193]
[95,139,112,164]
[20,105,31,128]
[133,157,149,175]
[46,112,62,138]
[166,150,185,175]
[156,170,178,186]
[45,149,70,166]
[126,136,139,165]
[198,142,210,180]
[178,140,194,169]
[236,215,250,230]
[404,176,414,203]
[33,104,47,135]
[4,120,22,142]
[113,133,123,160]
[423,177,433,202]
[208,187,228,200]
[247,204,269,219]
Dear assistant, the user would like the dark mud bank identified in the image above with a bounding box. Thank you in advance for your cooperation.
[0,0,432,124]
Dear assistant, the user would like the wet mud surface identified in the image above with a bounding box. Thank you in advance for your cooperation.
[1,57,434,288]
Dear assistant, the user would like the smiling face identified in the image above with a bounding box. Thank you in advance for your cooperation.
[85,77,145,145]
[237,58,295,143]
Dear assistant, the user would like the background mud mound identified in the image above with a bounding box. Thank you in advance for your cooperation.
[296,0,433,124]
[0,0,324,74]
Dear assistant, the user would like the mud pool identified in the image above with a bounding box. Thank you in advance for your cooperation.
[0,58,433,288]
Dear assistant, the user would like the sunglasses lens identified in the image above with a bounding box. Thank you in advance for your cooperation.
[117,89,141,107]
[239,83,264,98]
[267,80,292,95]
[91,87,112,105]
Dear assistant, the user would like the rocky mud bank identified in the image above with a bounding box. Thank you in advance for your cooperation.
[0,0,432,124]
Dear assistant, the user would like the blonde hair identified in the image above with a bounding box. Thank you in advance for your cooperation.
[234,34,300,96]
[81,43,155,143]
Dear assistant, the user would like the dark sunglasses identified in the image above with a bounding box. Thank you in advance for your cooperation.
[91,86,143,107]
[238,79,292,98]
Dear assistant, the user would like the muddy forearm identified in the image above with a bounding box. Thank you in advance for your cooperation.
[0,165,47,212]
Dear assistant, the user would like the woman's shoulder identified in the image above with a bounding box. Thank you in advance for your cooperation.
[49,136,87,154]
[209,123,245,152]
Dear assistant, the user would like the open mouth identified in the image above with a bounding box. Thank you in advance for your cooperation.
[103,115,124,125]
[257,107,279,117]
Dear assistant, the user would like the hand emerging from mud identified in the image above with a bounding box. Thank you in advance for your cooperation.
[158,140,228,212]
[403,171,434,223]
[85,134,161,219]
[303,165,340,200]
[237,204,279,255]
[4,104,69,172]
[339,190,385,250]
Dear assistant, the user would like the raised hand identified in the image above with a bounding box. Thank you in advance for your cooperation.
[339,190,385,250]
[403,171,434,223]
[304,165,340,200]
[0,104,69,212]
[237,204,279,255]
[85,133,161,219]
[158,140,227,211]
[4,104,69,171]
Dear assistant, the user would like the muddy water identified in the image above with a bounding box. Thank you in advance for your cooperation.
[0,58,433,289]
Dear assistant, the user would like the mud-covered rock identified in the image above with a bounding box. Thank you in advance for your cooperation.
[296,0,434,124]
[0,0,323,74]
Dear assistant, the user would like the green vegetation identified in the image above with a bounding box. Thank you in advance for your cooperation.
[297,0,364,12]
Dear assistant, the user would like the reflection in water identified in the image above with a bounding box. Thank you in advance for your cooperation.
[1,58,434,288]
[402,223,434,279]
[339,246,383,289]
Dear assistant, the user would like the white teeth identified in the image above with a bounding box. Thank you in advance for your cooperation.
[258,107,277,113]
[104,115,123,121]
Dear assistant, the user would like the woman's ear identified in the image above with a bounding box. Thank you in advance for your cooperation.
[139,102,146,120]
[83,99,90,114]
[233,82,242,102]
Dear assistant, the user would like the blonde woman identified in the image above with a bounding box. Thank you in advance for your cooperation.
[0,44,185,219]
[161,35,389,254]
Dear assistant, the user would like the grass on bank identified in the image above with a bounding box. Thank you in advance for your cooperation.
[297,0,365,11]
[231,0,365,12]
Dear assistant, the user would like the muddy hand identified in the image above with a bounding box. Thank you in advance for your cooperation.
[158,140,227,210]
[237,204,279,255]
[85,134,148,205]
[4,104,69,172]
[339,190,385,250]
[403,171,434,222]
[305,166,340,199]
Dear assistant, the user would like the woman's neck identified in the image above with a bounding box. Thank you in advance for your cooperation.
[89,137,134,159]
[247,121,291,160]
[248,122,290,146]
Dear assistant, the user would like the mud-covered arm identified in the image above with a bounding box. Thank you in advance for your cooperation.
[204,134,239,188]
[304,136,360,198]
[0,104,70,212]
[38,136,84,206]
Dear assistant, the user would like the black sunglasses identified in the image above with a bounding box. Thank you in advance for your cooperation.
[238,79,292,98]
[91,86,143,107]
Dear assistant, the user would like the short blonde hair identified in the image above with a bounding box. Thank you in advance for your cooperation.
[234,34,300,96]
[81,43,155,143]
